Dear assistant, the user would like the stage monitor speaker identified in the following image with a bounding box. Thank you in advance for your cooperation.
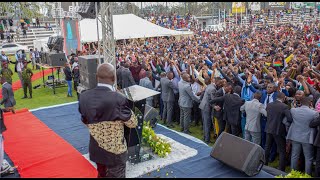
[77,2,100,19]
[210,132,265,177]
[47,52,67,67]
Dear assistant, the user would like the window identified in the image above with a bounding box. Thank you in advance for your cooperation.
[2,44,18,48]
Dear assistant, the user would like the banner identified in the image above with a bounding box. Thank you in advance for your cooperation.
[232,2,246,13]
[292,2,315,9]
[248,2,261,11]
[61,19,81,55]
[265,2,289,10]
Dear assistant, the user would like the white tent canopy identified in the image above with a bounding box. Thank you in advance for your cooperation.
[79,14,193,43]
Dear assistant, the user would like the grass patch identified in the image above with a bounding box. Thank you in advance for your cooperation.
[7,55,42,83]
[13,76,77,110]
[3,54,76,110]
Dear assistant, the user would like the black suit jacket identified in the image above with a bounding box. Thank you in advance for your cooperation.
[310,116,320,147]
[212,87,225,118]
[211,93,245,126]
[266,101,293,137]
[79,86,132,165]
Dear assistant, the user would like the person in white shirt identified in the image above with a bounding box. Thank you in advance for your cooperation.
[30,49,36,70]
[190,65,203,127]
[32,18,36,27]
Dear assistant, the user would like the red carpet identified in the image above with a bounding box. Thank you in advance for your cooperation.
[3,109,98,178]
[0,69,53,99]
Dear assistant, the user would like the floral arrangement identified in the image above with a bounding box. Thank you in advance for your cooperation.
[275,170,312,178]
[142,121,171,158]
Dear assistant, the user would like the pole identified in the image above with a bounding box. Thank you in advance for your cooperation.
[218,9,221,25]
[229,9,231,30]
[140,2,143,17]
[224,9,226,29]
[212,2,214,25]
[95,2,101,63]
[246,7,248,26]
[185,2,187,16]
[236,8,237,27]
[241,9,243,28]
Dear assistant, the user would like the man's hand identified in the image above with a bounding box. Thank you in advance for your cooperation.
[296,75,304,82]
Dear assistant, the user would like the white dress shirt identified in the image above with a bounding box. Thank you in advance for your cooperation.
[264,92,274,108]
[97,83,115,92]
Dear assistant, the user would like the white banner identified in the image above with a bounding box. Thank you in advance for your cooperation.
[248,2,261,11]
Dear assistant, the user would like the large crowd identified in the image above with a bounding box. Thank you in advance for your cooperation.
[111,19,320,176]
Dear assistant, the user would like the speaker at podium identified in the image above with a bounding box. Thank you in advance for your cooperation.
[119,85,160,164]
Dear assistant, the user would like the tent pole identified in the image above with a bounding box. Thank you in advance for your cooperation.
[95,2,101,64]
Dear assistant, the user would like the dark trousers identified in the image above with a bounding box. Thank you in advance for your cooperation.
[226,122,241,137]
[173,93,180,123]
[265,133,286,171]
[73,80,79,99]
[96,162,126,178]
[192,101,201,125]
[316,147,320,177]
[23,80,32,97]
[261,117,277,161]
[35,58,40,69]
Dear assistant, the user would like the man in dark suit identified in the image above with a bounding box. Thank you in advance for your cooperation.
[79,63,138,178]
[116,62,125,89]
[212,80,233,136]
[160,71,176,128]
[121,62,136,88]
[211,85,245,137]
[0,76,15,113]
[265,92,293,171]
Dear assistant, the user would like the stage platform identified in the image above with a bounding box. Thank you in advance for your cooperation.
[3,102,273,178]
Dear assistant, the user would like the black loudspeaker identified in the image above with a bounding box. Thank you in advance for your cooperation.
[210,132,265,177]
[78,55,104,89]
[47,36,64,52]
[47,52,67,67]
[77,2,100,19]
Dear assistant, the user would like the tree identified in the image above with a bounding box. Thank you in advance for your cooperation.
[0,2,43,19]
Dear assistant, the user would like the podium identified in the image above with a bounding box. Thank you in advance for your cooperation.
[120,85,160,164]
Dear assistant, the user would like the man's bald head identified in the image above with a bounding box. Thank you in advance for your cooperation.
[96,63,115,84]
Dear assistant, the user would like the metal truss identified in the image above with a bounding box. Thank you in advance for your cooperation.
[100,2,117,85]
